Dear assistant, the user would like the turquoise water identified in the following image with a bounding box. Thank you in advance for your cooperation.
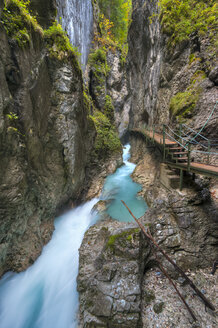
[102,144,148,222]
[0,144,147,328]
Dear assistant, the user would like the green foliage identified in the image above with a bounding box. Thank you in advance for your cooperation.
[159,0,217,47]
[106,228,140,251]
[98,0,132,45]
[90,110,121,160]
[89,47,107,64]
[170,70,206,121]
[104,95,115,122]
[6,112,18,120]
[44,21,81,68]
[189,54,201,65]
[88,48,110,82]
[1,0,43,47]
[170,89,201,120]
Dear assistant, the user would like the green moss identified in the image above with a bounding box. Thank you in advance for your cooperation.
[104,95,115,122]
[153,302,165,314]
[170,90,200,119]
[90,110,121,160]
[44,21,81,71]
[159,0,217,47]
[144,289,156,304]
[106,228,140,251]
[1,0,43,47]
[83,90,95,114]
[189,54,201,65]
[170,69,206,121]
[88,48,110,81]
[190,70,207,85]
[6,112,18,120]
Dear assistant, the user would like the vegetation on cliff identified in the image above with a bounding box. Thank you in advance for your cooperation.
[98,0,132,45]
[88,48,110,81]
[159,0,217,46]
[170,71,206,121]
[90,111,121,160]
[1,1,81,70]
[44,21,81,71]
[0,0,43,47]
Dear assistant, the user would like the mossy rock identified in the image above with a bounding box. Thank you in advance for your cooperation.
[106,228,140,252]
[90,110,121,160]
[88,48,110,81]
[144,289,156,304]
[170,90,200,119]
[170,69,205,122]
[160,0,217,48]
[1,0,43,47]
[44,21,81,72]
[104,95,115,123]
[153,301,165,314]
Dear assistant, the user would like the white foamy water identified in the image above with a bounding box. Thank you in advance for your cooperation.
[0,145,148,327]
[0,199,98,328]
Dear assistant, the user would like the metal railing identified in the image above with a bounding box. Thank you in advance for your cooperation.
[140,123,218,167]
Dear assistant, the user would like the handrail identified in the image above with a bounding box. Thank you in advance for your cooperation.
[184,101,217,146]
[182,123,208,142]
[142,122,218,156]
[165,131,188,150]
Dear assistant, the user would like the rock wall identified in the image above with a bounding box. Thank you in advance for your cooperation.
[0,5,94,276]
[78,218,148,328]
[127,0,162,127]
[127,0,218,138]
[78,138,218,327]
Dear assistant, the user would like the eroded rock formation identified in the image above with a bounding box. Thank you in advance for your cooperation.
[0,2,94,275]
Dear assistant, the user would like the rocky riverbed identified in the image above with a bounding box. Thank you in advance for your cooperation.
[77,136,218,327]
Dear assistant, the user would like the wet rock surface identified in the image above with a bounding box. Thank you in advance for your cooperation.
[0,25,94,275]
[78,218,147,328]
[127,0,218,141]
[78,135,217,327]
[142,267,217,328]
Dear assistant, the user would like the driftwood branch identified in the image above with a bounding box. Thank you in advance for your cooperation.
[147,228,197,321]
[121,200,215,312]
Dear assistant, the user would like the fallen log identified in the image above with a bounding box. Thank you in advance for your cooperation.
[121,200,215,312]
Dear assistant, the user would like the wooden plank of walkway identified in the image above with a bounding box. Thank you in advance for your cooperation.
[133,129,177,146]
[167,161,218,177]
[131,128,218,177]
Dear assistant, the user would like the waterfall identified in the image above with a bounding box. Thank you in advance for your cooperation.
[56,0,93,68]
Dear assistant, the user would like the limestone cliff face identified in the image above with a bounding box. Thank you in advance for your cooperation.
[0,5,94,275]
[127,0,162,127]
[128,0,217,138]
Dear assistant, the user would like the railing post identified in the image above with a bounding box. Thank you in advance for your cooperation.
[179,123,182,145]
[163,124,166,160]
[207,140,211,164]
[187,143,191,171]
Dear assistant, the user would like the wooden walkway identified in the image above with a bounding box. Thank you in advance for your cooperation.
[131,128,218,180]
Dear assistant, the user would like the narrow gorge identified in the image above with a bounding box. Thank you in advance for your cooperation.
[0,0,217,327]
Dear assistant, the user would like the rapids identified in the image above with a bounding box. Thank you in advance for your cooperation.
[0,145,147,328]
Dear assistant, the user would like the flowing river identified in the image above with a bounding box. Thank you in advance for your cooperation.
[0,144,147,328]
